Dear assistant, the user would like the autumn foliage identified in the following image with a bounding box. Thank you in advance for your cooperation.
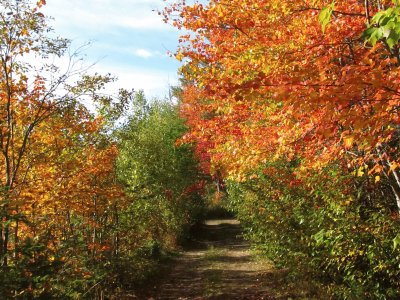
[168,0,400,185]
[166,0,400,298]
[0,1,203,298]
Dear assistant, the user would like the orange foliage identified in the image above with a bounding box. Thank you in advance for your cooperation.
[168,0,400,182]
[0,0,125,264]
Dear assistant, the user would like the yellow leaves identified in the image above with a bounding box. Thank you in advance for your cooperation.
[21,28,29,36]
[389,161,399,172]
[214,5,225,19]
[352,164,368,177]
[356,165,381,180]
[343,136,354,149]
[175,52,184,61]
[344,197,352,206]
[354,162,395,183]
[368,164,383,175]
[341,129,357,150]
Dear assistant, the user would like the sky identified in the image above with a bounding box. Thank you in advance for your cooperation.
[42,0,182,99]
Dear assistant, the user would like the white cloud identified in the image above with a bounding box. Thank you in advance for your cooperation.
[43,0,171,32]
[39,0,181,101]
[134,49,158,58]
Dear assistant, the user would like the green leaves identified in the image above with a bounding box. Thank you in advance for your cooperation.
[313,229,327,246]
[318,1,335,33]
[362,6,400,48]
[393,233,400,250]
[116,96,203,251]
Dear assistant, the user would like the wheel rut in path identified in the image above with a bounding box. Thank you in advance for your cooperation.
[140,219,290,300]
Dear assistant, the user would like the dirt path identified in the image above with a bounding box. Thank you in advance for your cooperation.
[137,219,293,300]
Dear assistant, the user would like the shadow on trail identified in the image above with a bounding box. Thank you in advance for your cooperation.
[184,219,247,250]
[135,219,291,300]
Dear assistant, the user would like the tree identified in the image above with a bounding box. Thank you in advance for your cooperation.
[165,1,400,297]
[116,93,204,248]
[0,1,125,295]
[166,0,400,211]
[0,0,70,267]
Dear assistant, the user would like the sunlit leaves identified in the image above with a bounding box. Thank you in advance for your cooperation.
[319,1,335,33]
[393,233,400,250]
[168,0,400,186]
[116,95,204,249]
[167,1,400,297]
[0,1,129,296]
[363,5,400,48]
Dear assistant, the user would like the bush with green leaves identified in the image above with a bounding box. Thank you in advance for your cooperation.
[116,93,204,251]
[226,160,400,299]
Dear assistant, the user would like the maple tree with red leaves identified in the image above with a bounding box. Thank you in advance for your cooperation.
[166,0,400,298]
[166,0,400,210]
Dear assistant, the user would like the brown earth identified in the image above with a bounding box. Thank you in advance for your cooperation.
[129,219,312,300]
